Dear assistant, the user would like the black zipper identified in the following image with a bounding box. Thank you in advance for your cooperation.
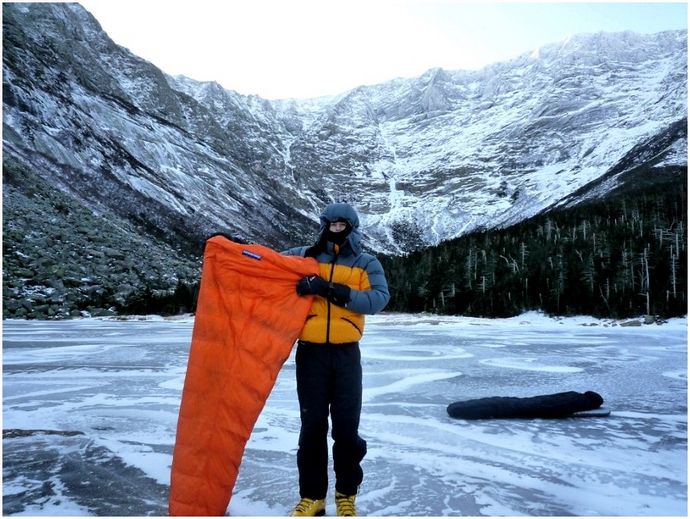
[325,248,339,344]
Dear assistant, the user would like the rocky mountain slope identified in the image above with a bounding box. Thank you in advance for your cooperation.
[2,3,687,317]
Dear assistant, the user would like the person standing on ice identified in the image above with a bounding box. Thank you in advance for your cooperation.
[283,202,390,517]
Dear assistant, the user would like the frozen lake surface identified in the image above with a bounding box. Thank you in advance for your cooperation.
[2,312,687,516]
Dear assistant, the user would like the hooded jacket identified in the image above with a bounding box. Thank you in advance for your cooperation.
[284,203,390,344]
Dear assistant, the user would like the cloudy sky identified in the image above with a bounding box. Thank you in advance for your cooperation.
[79,1,688,100]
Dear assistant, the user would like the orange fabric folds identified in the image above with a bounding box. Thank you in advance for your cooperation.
[168,235,319,516]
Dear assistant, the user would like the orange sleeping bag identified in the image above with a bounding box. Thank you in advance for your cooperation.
[168,235,319,516]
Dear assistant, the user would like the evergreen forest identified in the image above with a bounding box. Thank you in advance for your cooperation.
[8,157,684,320]
[381,176,687,319]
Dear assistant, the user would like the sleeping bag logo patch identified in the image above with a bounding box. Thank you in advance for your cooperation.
[242,250,263,261]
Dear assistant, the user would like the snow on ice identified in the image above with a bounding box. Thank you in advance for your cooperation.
[2,312,687,516]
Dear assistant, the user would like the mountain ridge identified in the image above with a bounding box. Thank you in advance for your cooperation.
[2,3,687,318]
[4,4,686,252]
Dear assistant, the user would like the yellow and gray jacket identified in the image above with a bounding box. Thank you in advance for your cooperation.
[283,203,390,344]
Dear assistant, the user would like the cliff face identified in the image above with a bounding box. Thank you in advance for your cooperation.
[2,3,687,317]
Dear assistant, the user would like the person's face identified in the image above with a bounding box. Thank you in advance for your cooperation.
[329,221,347,233]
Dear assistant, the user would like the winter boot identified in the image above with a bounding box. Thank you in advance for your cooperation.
[289,497,326,516]
[335,492,357,516]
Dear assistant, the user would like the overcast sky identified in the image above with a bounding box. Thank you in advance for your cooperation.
[79,1,688,100]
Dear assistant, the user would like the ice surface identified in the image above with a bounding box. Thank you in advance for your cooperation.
[2,313,687,516]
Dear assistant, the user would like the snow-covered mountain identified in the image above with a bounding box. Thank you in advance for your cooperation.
[3,3,687,256]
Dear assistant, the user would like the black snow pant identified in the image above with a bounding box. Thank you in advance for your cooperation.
[295,341,367,499]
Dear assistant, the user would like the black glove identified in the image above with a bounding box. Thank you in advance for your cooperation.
[329,283,351,306]
[296,276,352,307]
[296,276,330,297]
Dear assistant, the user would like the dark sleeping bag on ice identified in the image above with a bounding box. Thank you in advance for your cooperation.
[447,391,604,419]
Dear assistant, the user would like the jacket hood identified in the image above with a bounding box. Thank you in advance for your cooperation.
[319,203,360,229]
[316,203,363,255]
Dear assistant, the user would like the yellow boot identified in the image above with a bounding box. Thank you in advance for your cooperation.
[335,492,357,516]
[289,497,326,516]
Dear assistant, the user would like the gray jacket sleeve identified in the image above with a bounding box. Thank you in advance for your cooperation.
[346,255,390,315]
